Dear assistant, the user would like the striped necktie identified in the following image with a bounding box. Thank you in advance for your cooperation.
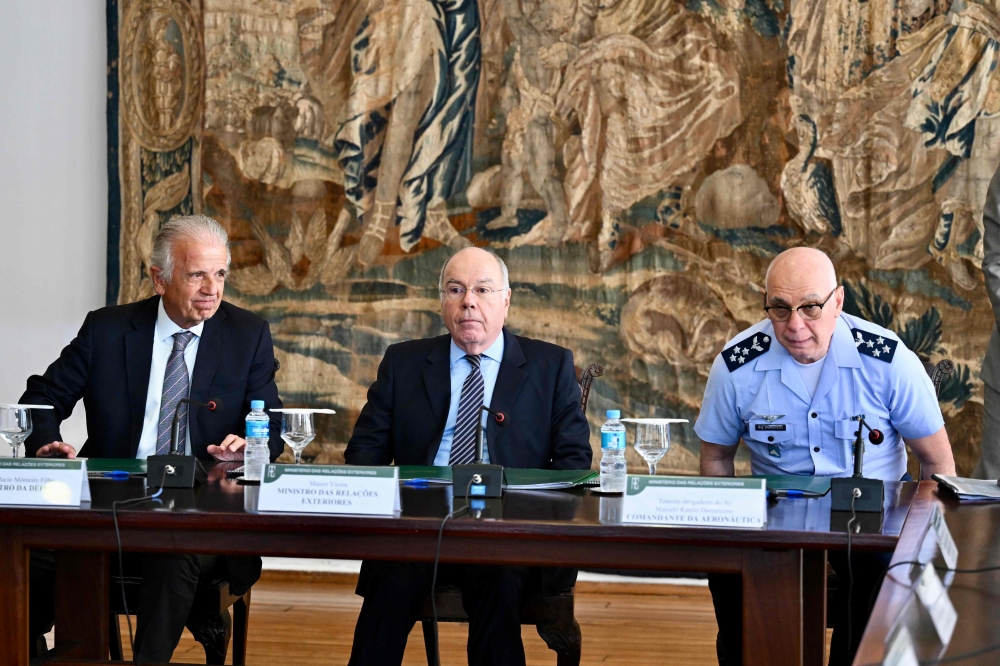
[449,354,484,465]
[155,331,196,455]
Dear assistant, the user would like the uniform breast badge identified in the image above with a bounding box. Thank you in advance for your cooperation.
[722,333,771,372]
[851,329,897,362]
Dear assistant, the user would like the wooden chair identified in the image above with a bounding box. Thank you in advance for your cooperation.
[108,572,251,664]
[416,363,605,666]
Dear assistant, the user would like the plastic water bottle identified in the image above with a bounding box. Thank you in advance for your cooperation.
[243,400,271,482]
[600,409,627,493]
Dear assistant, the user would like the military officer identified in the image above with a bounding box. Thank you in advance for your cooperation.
[696,247,955,666]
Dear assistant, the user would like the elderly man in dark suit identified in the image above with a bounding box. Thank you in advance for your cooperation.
[345,246,592,666]
[20,214,283,663]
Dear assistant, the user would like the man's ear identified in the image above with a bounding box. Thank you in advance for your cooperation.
[150,267,167,296]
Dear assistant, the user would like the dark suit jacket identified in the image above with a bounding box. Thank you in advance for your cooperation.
[346,328,593,596]
[345,328,592,470]
[21,296,284,461]
[20,296,284,596]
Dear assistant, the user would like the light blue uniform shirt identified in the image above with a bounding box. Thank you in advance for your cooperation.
[135,299,203,459]
[433,335,505,465]
[695,313,944,481]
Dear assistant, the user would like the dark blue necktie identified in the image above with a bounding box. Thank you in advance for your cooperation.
[449,354,484,465]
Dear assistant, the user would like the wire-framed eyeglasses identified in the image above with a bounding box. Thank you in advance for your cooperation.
[763,287,838,322]
[440,285,507,301]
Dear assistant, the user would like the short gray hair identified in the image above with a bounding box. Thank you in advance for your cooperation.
[438,247,510,294]
[150,214,231,283]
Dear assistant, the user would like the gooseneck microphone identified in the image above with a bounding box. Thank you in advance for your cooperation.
[169,398,219,455]
[850,415,884,478]
[474,405,507,464]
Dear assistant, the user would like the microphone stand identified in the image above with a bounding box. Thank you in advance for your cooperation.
[831,415,886,519]
[148,398,216,488]
[452,405,505,499]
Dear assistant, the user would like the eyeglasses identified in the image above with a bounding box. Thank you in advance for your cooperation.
[440,285,507,301]
[763,287,838,322]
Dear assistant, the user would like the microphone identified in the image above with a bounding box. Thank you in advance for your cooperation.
[831,414,887,519]
[474,405,506,463]
[169,398,219,455]
[850,415,884,476]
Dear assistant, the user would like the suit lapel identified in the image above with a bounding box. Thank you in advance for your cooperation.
[190,306,229,406]
[125,298,158,457]
[422,337,452,464]
[486,329,527,464]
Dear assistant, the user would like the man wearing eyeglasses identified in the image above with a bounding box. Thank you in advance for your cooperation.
[696,247,954,666]
[344,246,592,666]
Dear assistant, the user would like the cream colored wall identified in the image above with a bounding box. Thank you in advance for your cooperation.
[0,0,107,452]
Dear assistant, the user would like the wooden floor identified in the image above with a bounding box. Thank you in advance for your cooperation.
[114,572,723,665]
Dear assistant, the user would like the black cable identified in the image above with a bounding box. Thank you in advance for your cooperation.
[111,468,167,658]
[429,477,474,666]
[846,489,859,659]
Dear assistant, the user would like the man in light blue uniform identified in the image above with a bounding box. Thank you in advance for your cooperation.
[697,248,955,666]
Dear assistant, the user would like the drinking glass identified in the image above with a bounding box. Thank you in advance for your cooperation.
[281,411,315,464]
[0,407,32,459]
[622,418,689,476]
[634,422,670,476]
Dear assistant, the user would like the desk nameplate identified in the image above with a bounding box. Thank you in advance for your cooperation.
[258,464,400,515]
[0,459,90,506]
[622,476,767,528]
[914,563,957,645]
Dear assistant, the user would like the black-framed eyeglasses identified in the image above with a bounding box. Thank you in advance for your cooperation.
[763,287,838,322]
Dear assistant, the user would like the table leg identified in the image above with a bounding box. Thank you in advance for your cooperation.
[802,549,827,666]
[0,525,29,665]
[743,548,803,666]
[55,551,109,659]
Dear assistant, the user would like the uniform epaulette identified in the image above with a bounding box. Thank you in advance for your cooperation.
[722,333,771,372]
[852,328,897,363]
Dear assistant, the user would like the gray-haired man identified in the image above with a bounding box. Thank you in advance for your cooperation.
[20,215,283,662]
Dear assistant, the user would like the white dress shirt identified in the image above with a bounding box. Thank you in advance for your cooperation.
[135,299,204,459]
[433,334,505,465]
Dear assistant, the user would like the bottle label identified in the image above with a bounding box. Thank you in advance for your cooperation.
[246,420,270,439]
[601,431,624,450]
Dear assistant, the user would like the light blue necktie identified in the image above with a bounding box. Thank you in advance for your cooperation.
[450,354,484,465]
[155,331,195,455]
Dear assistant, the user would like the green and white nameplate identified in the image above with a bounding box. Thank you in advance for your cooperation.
[622,476,767,528]
[0,459,90,506]
[258,465,400,515]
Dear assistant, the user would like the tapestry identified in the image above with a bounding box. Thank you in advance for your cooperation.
[108,0,1000,474]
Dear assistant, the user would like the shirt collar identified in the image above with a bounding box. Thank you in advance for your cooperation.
[155,298,205,343]
[754,316,862,370]
[449,333,505,367]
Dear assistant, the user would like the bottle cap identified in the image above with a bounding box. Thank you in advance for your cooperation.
[251,400,265,410]
[606,409,620,419]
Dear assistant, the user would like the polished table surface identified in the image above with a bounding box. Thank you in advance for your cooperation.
[856,485,1000,665]
[0,464,924,666]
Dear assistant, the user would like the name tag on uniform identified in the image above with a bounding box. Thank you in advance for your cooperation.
[258,464,400,515]
[622,476,767,528]
[0,459,91,506]
[754,424,786,431]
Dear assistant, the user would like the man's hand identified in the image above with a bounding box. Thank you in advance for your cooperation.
[207,434,247,461]
[35,442,77,458]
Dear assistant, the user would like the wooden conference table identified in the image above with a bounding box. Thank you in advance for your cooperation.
[855,483,1000,665]
[0,465,925,666]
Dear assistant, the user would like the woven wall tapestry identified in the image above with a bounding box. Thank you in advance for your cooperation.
[108,0,998,473]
